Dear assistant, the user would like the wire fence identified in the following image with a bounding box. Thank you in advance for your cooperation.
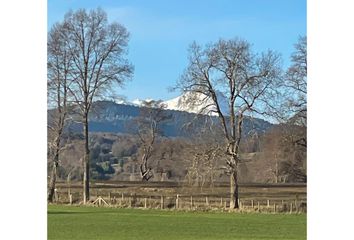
[52,190,307,213]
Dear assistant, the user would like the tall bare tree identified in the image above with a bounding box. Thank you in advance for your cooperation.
[53,8,133,203]
[255,36,307,183]
[47,23,72,202]
[176,38,282,208]
[134,100,171,181]
[285,36,307,147]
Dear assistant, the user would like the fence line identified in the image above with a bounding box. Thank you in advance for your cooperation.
[53,191,306,213]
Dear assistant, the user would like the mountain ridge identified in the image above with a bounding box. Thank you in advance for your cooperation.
[59,100,273,138]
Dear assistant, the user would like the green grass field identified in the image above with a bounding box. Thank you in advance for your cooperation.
[48,205,306,240]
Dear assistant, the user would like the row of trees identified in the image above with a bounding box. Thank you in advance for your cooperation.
[48,8,306,209]
[51,128,305,184]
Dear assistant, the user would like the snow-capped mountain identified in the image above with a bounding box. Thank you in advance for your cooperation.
[126,92,229,116]
[162,91,229,116]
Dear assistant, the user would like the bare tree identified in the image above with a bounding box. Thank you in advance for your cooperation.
[47,23,72,202]
[52,8,133,203]
[134,100,171,181]
[253,37,307,184]
[257,124,307,183]
[257,126,284,183]
[176,38,282,208]
[184,123,225,189]
[185,144,224,190]
[277,124,307,182]
[285,35,307,147]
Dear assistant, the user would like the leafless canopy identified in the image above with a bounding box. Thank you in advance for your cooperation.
[285,35,307,128]
[61,8,133,114]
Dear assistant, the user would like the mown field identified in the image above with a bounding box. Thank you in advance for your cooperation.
[48,205,306,240]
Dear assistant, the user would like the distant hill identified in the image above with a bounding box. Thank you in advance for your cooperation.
[61,100,273,138]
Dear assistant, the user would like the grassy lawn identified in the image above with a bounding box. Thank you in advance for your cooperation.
[48,205,306,240]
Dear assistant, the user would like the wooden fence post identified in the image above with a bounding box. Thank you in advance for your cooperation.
[176,194,179,209]
[120,193,123,206]
[267,199,270,207]
[54,189,58,202]
[69,194,73,205]
[161,196,164,209]
[290,203,293,214]
[220,197,223,208]
[295,200,298,212]
[251,200,254,208]
[144,198,147,208]
[205,196,209,208]
[257,201,260,211]
[190,196,193,209]
[224,200,227,209]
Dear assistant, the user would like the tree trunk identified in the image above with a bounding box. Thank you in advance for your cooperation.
[48,136,60,203]
[47,160,58,202]
[230,169,239,209]
[141,164,151,181]
[275,157,279,183]
[140,151,153,181]
[83,117,90,204]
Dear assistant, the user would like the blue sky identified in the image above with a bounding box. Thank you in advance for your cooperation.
[48,0,306,102]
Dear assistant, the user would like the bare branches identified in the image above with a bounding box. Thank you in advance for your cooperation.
[48,23,73,160]
[283,36,307,127]
[176,37,282,160]
[60,8,133,116]
[185,143,225,189]
[133,100,172,181]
